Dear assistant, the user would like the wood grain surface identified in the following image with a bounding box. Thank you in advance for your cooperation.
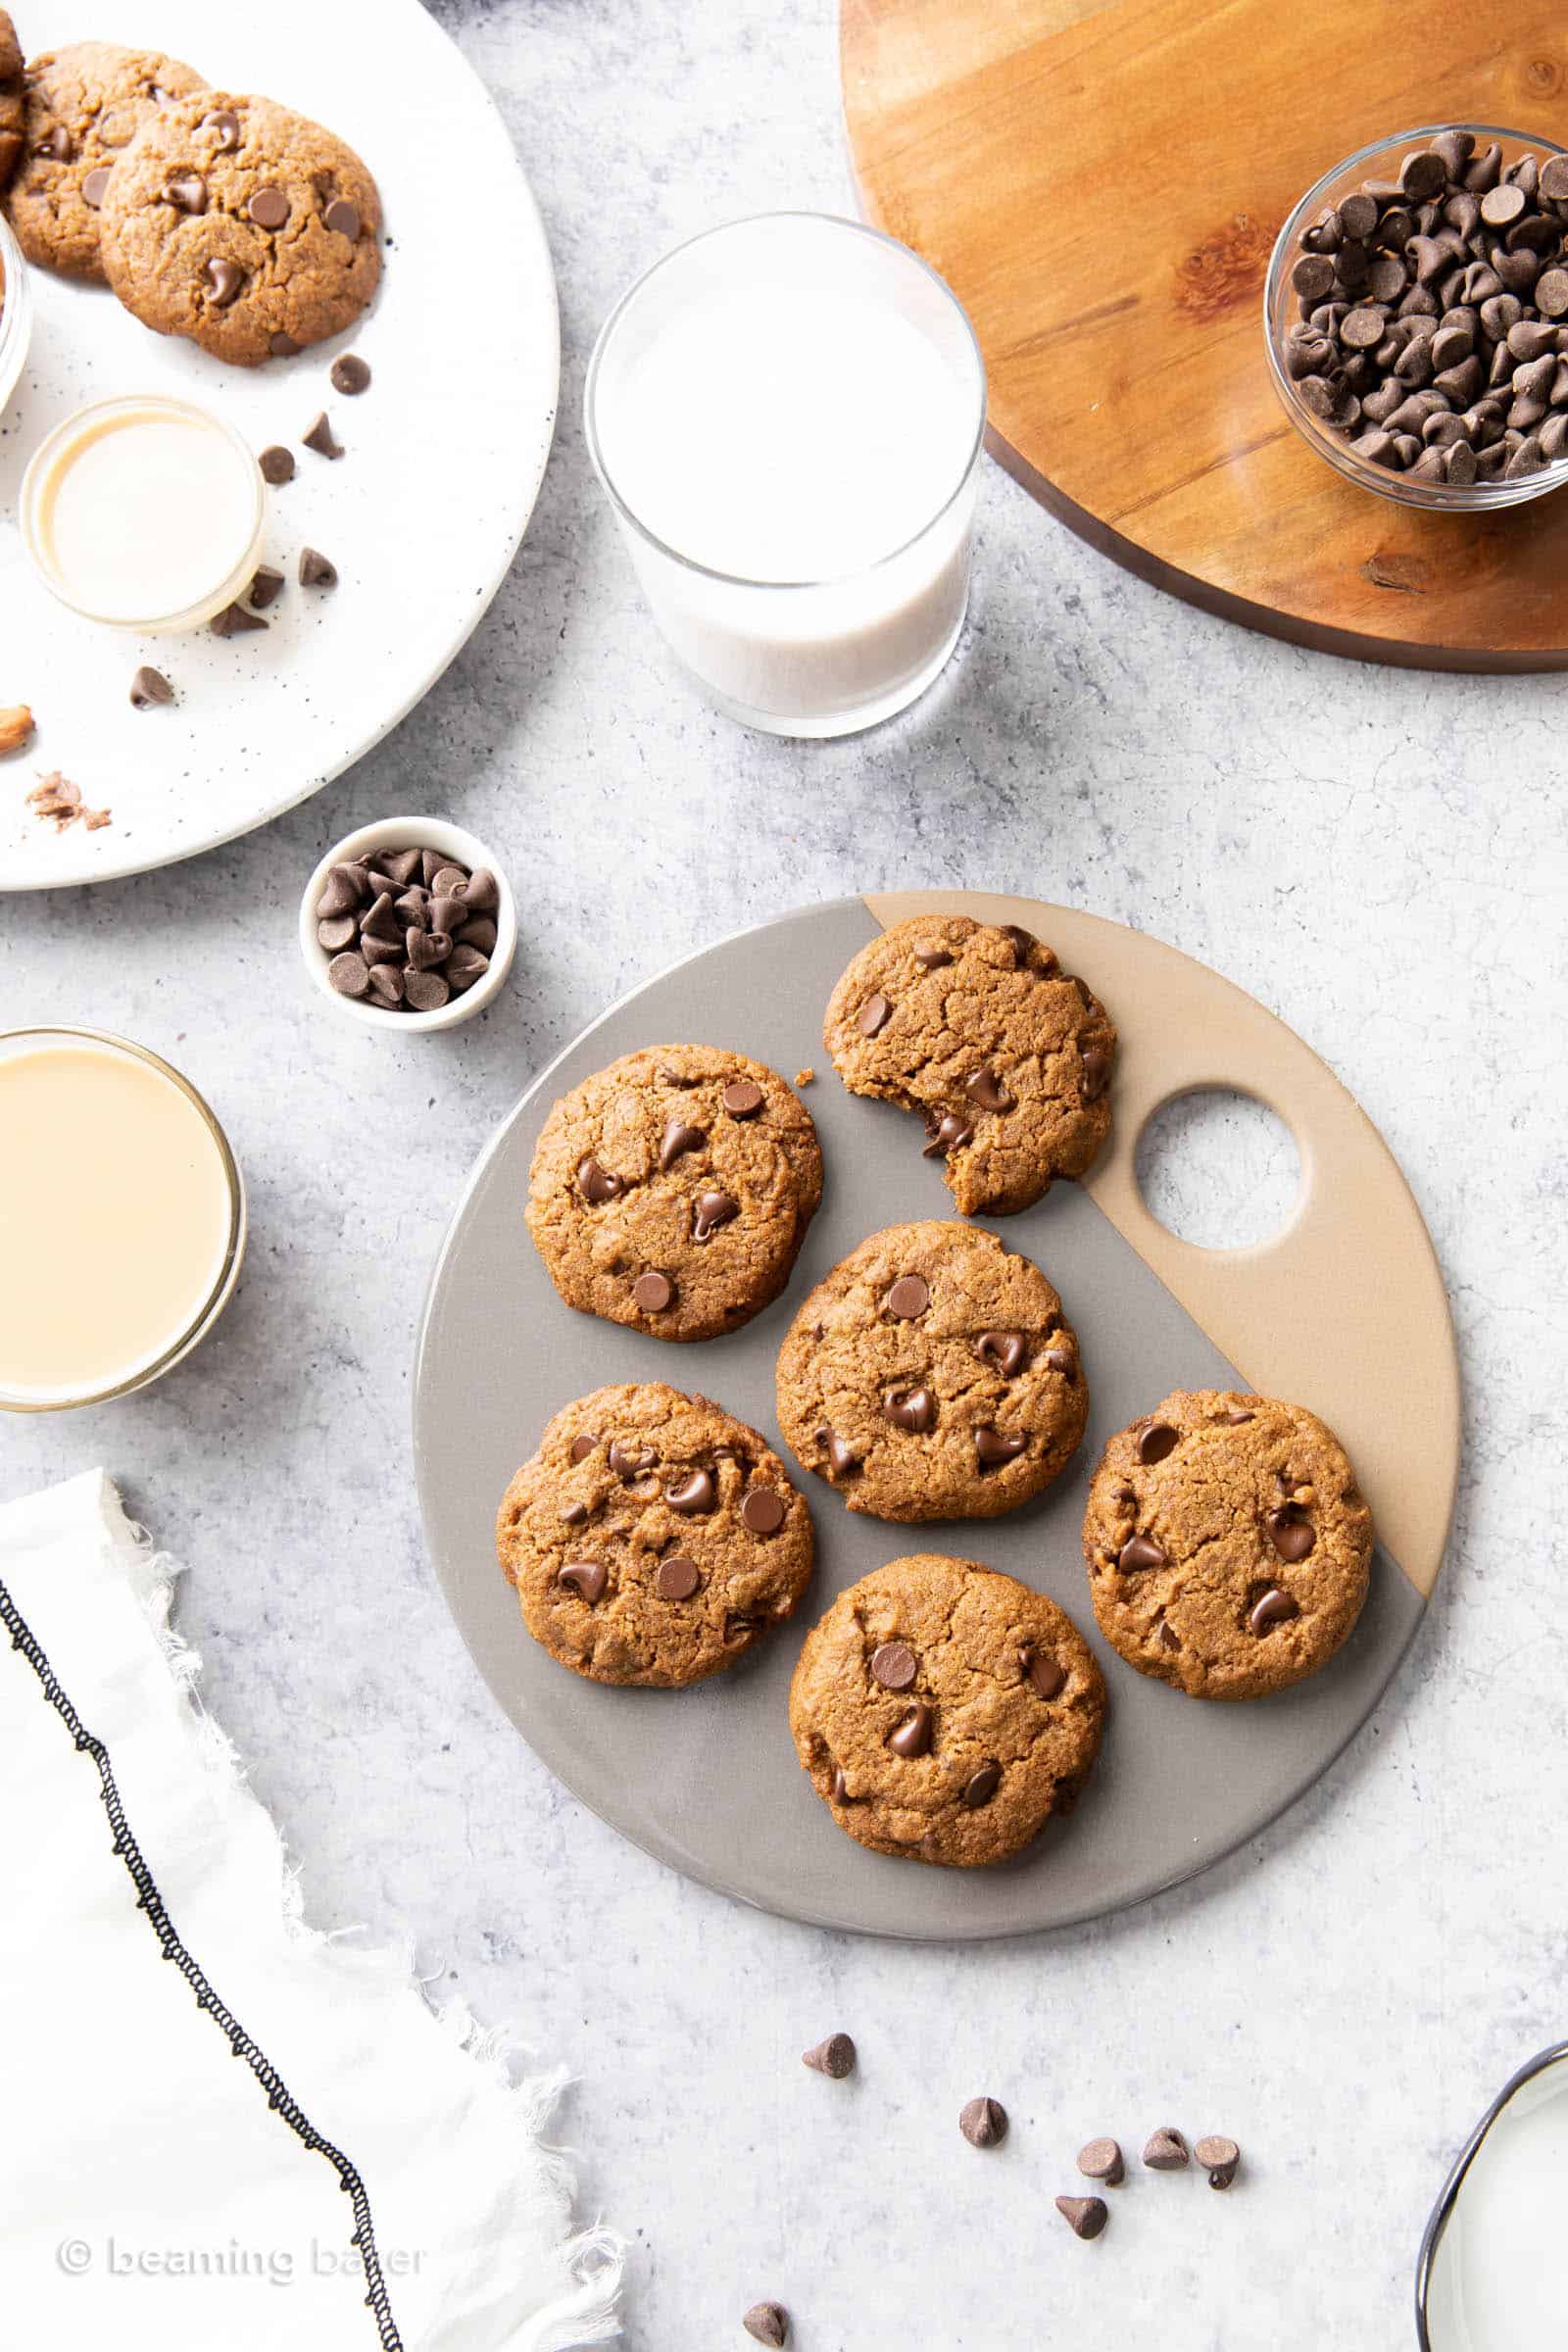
[841,0,1568,667]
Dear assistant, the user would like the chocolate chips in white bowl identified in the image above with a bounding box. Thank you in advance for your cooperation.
[316,847,499,1013]
[1282,131,1568,483]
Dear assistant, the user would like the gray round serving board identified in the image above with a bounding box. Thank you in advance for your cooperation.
[414,894,1458,1940]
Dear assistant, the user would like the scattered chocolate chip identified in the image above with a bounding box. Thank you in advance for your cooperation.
[248,564,285,612]
[1078,2137,1124,2185]
[817,1427,858,1478]
[883,1386,936,1433]
[741,1487,787,1535]
[576,1158,622,1204]
[962,1760,1002,1808]
[870,1642,917,1690]
[659,1118,706,1172]
[802,2033,856,2079]
[1138,1421,1179,1464]
[129,665,173,710]
[1143,2128,1189,2172]
[302,414,343,461]
[259,444,296,485]
[299,547,338,587]
[81,165,111,208]
[885,1274,929,1319]
[1055,2195,1108,2240]
[327,952,368,998]
[655,1555,700,1600]
[888,1700,934,1758]
[1021,1644,1066,1699]
[958,2096,1007,2148]
[270,330,302,358]
[922,1111,973,1158]
[248,185,289,229]
[1266,1507,1316,1562]
[975,1329,1028,1378]
[666,1469,714,1514]
[163,172,207,214]
[912,940,952,967]
[211,600,267,636]
[559,1560,607,1603]
[202,109,240,150]
[964,1066,1014,1112]
[721,1077,764,1118]
[742,2304,789,2349]
[608,1440,655,1479]
[330,352,372,396]
[1249,1585,1299,1635]
[323,196,362,240]
[858,992,892,1037]
[203,257,244,307]
[975,1427,1026,1469]
[1118,1535,1167,1573]
[1196,2134,1241,2189]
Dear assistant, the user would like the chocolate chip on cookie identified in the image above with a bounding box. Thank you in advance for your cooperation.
[96,90,381,367]
[526,1046,822,1343]
[789,1554,1105,1866]
[4,42,206,279]
[497,1382,814,1688]
[823,914,1116,1215]
[776,1221,1087,1522]
[1082,1392,1373,1700]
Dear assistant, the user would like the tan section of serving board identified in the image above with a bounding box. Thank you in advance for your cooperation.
[841,0,1568,668]
[865,892,1460,1598]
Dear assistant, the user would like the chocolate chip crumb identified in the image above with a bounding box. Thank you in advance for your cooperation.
[129,666,173,710]
[959,2095,1008,2148]
[802,2033,856,2079]
[211,600,268,637]
[1143,2127,1189,2172]
[1077,2136,1124,2185]
[1054,2194,1108,2240]
[299,548,338,590]
[742,2304,789,2348]
[248,564,285,612]
[329,352,371,396]
[259,445,296,485]
[302,412,343,460]
[1195,2133,1241,2189]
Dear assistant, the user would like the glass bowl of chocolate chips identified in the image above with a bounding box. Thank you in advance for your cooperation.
[1265,124,1568,508]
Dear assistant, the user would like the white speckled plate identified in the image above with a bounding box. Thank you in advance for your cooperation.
[0,0,558,890]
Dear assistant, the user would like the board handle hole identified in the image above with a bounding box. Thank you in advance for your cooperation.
[1134,1088,1300,1251]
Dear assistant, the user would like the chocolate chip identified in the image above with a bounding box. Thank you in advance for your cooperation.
[163,172,207,214]
[330,353,372,396]
[962,1760,1002,1808]
[1021,1644,1066,1699]
[1055,2195,1108,2240]
[1078,2136,1124,2185]
[35,125,72,161]
[302,415,343,461]
[211,600,267,636]
[203,257,244,308]
[883,1386,936,1433]
[129,665,173,710]
[260,445,296,485]
[569,1435,598,1464]
[1249,1585,1299,1635]
[559,1560,607,1603]
[248,564,285,612]
[922,1111,973,1158]
[975,1330,1027,1378]
[631,1270,673,1312]
[858,992,892,1036]
[998,922,1039,964]
[1043,1347,1076,1378]
[1118,1534,1166,1573]
[248,186,288,229]
[404,970,449,1012]
[317,915,356,952]
[1265,1507,1316,1562]
[964,1067,1014,1112]
[1537,268,1568,318]
[1138,1421,1179,1464]
[975,1427,1026,1469]
[366,962,404,1008]
[318,864,366,917]
[608,1440,654,1479]
[455,915,498,954]
[817,1427,858,1478]
[912,941,952,967]
[1195,2134,1241,2189]
[81,165,111,208]
[459,867,500,912]
[802,2033,856,2079]
[576,1157,622,1204]
[560,1501,588,1527]
[830,1763,851,1802]
[323,196,362,240]
[870,1642,917,1690]
[270,330,302,358]
[692,1189,738,1243]
[742,2304,789,2349]
[885,1274,929,1318]
[655,1555,700,1600]
[888,1701,934,1758]
[299,548,339,588]
[958,2096,1007,2148]
[202,109,240,150]
[659,1118,705,1171]
[1157,1622,1181,1650]
[1223,1406,1254,1424]
[721,1078,764,1118]
[327,952,369,998]
[446,944,490,993]
[1143,2128,1189,2172]
[666,1469,714,1514]
[741,1488,786,1535]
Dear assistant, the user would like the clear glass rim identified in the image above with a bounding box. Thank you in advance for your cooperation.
[583,209,988,592]
[1264,122,1568,511]
[0,1025,246,1413]
[20,392,267,629]
[1414,2036,1568,2345]
[0,208,34,396]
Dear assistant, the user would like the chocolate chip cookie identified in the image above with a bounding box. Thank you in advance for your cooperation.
[498,1382,814,1688]
[98,91,381,366]
[526,1046,823,1343]
[775,1220,1087,1521]
[4,42,205,281]
[823,914,1116,1216]
[789,1554,1105,1866]
[1083,1391,1373,1701]
[0,15,24,197]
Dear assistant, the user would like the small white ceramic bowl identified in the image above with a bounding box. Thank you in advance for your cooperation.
[299,815,517,1034]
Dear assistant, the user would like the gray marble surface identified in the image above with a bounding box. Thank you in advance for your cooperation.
[5,2,1567,2344]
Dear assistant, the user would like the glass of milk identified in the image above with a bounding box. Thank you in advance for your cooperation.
[1418,2039,1568,2349]
[585,213,986,737]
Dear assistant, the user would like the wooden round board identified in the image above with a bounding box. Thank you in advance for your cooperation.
[414,896,1458,1940]
[841,0,1568,670]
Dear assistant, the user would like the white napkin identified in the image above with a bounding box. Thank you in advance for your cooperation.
[0,1470,621,2351]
